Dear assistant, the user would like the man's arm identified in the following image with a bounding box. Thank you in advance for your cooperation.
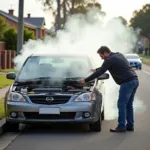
[85,59,111,82]
[96,67,101,71]
[90,67,101,72]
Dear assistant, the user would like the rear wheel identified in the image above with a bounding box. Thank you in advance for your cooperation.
[4,121,19,132]
[89,115,101,132]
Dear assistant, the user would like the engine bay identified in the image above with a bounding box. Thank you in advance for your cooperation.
[12,78,94,95]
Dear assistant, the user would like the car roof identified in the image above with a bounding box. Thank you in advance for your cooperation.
[125,53,139,56]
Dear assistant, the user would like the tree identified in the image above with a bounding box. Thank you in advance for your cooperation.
[39,0,103,28]
[130,4,150,45]
[3,28,17,50]
[118,16,127,26]
[0,18,8,41]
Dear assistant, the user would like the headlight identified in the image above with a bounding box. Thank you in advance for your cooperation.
[8,92,26,102]
[74,93,96,102]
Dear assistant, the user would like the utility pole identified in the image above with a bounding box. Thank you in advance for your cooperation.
[17,0,24,55]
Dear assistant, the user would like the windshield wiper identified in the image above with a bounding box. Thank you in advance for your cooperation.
[30,77,51,80]
[14,80,36,86]
[65,77,82,80]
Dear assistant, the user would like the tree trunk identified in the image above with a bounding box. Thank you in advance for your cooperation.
[56,0,61,31]
[71,0,75,14]
[63,0,66,26]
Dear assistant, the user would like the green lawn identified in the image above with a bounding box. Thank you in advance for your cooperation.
[139,54,150,65]
[0,68,16,73]
[139,54,150,59]
[0,98,4,120]
[0,74,13,88]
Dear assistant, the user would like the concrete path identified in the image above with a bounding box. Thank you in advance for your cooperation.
[0,72,7,75]
[0,86,9,99]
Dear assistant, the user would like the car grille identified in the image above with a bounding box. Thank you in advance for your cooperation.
[24,112,76,119]
[28,95,72,105]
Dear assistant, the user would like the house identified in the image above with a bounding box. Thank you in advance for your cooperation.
[0,9,50,39]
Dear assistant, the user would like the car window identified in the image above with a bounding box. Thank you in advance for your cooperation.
[126,55,139,59]
[17,55,93,80]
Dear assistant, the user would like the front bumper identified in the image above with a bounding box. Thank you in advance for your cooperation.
[5,101,99,124]
[129,62,142,68]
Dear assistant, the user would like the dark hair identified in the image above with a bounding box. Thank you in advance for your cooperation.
[97,46,111,54]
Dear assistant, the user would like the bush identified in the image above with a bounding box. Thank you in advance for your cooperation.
[0,18,8,41]
[3,28,35,51]
[24,28,35,42]
[3,28,17,50]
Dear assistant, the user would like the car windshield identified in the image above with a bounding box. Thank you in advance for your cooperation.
[126,55,139,59]
[17,55,93,81]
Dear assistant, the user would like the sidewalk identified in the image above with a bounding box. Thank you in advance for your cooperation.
[0,72,10,98]
[0,86,10,99]
[0,87,9,135]
[0,72,6,75]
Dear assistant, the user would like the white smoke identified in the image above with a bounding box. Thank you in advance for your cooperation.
[14,7,144,120]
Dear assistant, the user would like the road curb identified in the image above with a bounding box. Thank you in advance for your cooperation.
[0,118,6,136]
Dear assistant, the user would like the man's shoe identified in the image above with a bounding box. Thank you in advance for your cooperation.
[126,127,134,131]
[110,127,126,133]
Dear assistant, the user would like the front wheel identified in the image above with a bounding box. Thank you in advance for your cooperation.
[89,116,101,132]
[139,66,142,70]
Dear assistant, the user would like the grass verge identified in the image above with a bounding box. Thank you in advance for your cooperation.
[0,68,15,73]
[0,98,4,120]
[138,54,150,65]
[0,74,13,89]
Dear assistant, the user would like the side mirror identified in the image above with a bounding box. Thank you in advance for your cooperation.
[97,73,109,80]
[6,72,16,80]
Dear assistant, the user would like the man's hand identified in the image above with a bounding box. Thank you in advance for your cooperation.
[79,78,85,84]
[90,69,96,72]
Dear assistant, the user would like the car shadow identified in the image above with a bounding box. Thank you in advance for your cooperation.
[20,123,95,135]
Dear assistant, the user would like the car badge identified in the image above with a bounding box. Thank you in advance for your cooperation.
[46,97,54,102]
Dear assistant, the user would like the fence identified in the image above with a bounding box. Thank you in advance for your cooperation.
[0,50,16,69]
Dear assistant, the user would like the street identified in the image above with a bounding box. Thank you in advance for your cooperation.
[0,64,150,150]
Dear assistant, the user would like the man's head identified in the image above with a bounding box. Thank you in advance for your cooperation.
[97,46,111,60]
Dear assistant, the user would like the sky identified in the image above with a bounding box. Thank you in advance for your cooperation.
[0,0,149,29]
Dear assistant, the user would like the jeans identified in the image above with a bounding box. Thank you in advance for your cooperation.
[117,79,139,129]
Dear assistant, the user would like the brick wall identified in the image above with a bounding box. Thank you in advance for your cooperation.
[0,42,16,69]
[0,42,5,51]
[0,50,16,69]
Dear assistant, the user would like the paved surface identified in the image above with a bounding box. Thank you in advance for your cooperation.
[0,72,7,75]
[0,86,9,99]
[0,71,9,98]
[0,64,150,150]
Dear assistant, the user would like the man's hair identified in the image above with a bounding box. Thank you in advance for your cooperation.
[97,46,111,54]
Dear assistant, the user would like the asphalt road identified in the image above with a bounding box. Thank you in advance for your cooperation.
[1,64,150,150]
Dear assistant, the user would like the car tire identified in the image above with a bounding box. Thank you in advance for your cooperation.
[4,121,19,132]
[89,115,101,132]
[139,66,142,70]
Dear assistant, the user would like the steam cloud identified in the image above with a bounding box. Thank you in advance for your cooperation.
[14,7,144,120]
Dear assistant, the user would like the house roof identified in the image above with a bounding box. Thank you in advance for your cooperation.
[24,18,45,28]
[0,10,45,29]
